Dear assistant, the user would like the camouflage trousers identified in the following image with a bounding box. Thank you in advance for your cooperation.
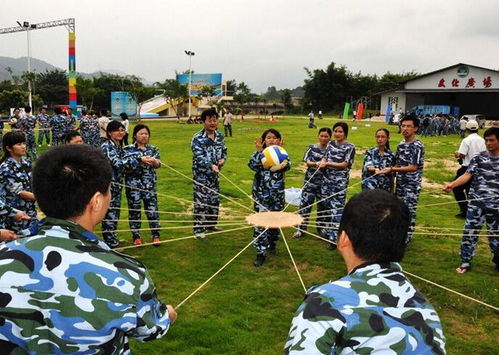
[25,132,37,160]
[82,131,100,148]
[396,184,421,244]
[37,129,50,145]
[322,188,347,243]
[52,133,65,146]
[460,204,499,265]
[102,183,122,245]
[298,184,328,234]
[126,186,160,239]
[253,197,283,255]
[193,175,220,234]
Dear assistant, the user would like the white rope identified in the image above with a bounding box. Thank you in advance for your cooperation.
[292,226,333,244]
[175,228,269,308]
[109,207,246,218]
[102,218,246,223]
[218,170,266,211]
[279,227,307,293]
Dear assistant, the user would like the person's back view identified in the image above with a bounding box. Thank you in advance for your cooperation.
[0,145,176,354]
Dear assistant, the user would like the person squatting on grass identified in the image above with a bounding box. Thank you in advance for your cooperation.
[321,122,355,249]
[285,189,446,354]
[191,108,227,241]
[0,131,38,234]
[361,128,396,191]
[293,127,331,239]
[444,127,499,274]
[124,124,162,246]
[380,115,424,244]
[249,129,290,267]
[0,144,177,353]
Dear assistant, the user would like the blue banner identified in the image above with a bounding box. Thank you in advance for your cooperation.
[111,92,138,117]
[385,104,391,123]
[177,73,222,96]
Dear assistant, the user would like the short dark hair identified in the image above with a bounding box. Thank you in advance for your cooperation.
[333,122,349,138]
[339,189,410,263]
[400,114,420,128]
[201,108,218,121]
[318,127,332,137]
[54,107,62,115]
[484,127,499,141]
[1,131,26,164]
[106,120,125,136]
[24,106,31,113]
[132,124,151,142]
[100,109,108,116]
[120,112,129,120]
[64,130,81,144]
[33,145,112,219]
[261,128,282,149]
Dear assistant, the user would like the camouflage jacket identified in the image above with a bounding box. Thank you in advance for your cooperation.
[395,139,424,187]
[66,114,77,130]
[19,114,37,134]
[323,141,355,190]
[51,114,68,137]
[101,140,139,182]
[362,147,396,191]
[36,113,52,128]
[0,157,37,219]
[124,143,160,190]
[191,129,227,177]
[0,217,171,354]
[302,144,328,188]
[466,150,499,210]
[285,262,446,354]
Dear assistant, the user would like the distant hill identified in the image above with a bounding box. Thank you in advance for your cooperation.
[0,56,148,83]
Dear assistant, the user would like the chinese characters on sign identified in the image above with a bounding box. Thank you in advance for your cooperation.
[437,76,492,88]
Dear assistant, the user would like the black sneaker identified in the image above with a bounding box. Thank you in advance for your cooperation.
[208,226,223,232]
[195,233,208,241]
[455,212,466,219]
[106,239,120,249]
[253,254,266,267]
[327,242,337,251]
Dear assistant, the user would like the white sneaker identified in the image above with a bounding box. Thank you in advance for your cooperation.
[292,231,303,239]
[38,145,41,147]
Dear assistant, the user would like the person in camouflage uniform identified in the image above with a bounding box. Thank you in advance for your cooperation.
[444,127,499,273]
[381,115,424,244]
[0,184,31,242]
[18,106,38,160]
[362,128,395,191]
[293,128,331,239]
[66,107,77,130]
[51,107,68,146]
[191,109,227,240]
[0,131,38,233]
[0,144,176,354]
[285,189,446,354]
[249,129,290,267]
[79,110,100,147]
[124,124,161,246]
[7,107,22,131]
[321,122,355,248]
[36,106,51,146]
[101,120,141,248]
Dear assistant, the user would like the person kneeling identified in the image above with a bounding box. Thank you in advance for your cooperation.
[285,189,446,354]
[0,144,176,353]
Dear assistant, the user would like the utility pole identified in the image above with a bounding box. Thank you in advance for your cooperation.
[185,50,195,119]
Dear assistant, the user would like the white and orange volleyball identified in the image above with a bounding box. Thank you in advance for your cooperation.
[261,145,289,169]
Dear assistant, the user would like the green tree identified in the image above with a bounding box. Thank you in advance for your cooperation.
[281,89,293,114]
[0,89,29,113]
[233,82,251,118]
[36,69,68,108]
[155,79,189,118]
[198,85,217,106]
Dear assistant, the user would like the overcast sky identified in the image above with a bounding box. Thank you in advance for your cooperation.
[1,0,498,93]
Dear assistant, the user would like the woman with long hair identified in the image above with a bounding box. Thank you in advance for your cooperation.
[248,128,290,267]
[124,124,161,246]
[362,128,395,191]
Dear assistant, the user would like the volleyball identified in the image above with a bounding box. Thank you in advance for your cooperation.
[261,145,289,169]
[9,118,17,125]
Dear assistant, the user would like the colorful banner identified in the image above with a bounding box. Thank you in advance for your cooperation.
[356,103,364,120]
[342,102,350,119]
[68,32,77,110]
[111,92,138,117]
[385,104,392,123]
[177,73,222,96]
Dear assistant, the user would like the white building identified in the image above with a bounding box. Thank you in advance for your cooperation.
[380,63,499,118]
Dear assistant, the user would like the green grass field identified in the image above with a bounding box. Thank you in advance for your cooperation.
[41,116,498,353]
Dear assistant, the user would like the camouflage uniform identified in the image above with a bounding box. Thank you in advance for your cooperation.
[298,144,328,234]
[66,113,77,130]
[0,185,19,229]
[191,129,227,235]
[8,114,21,131]
[460,151,499,266]
[19,113,38,160]
[321,141,355,243]
[0,119,4,146]
[101,140,139,247]
[124,143,161,241]
[80,115,100,147]
[0,217,172,354]
[285,262,446,354]
[394,139,424,243]
[51,114,68,146]
[249,150,290,254]
[0,157,38,232]
[36,112,51,146]
[361,147,395,191]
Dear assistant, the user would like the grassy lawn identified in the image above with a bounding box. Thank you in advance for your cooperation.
[38,116,499,353]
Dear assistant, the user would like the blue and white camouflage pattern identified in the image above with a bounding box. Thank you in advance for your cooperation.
[36,113,51,146]
[0,217,171,354]
[79,115,100,147]
[362,147,395,191]
[19,113,38,160]
[51,114,68,146]
[191,129,227,234]
[394,139,424,243]
[249,150,290,254]
[285,262,446,354]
